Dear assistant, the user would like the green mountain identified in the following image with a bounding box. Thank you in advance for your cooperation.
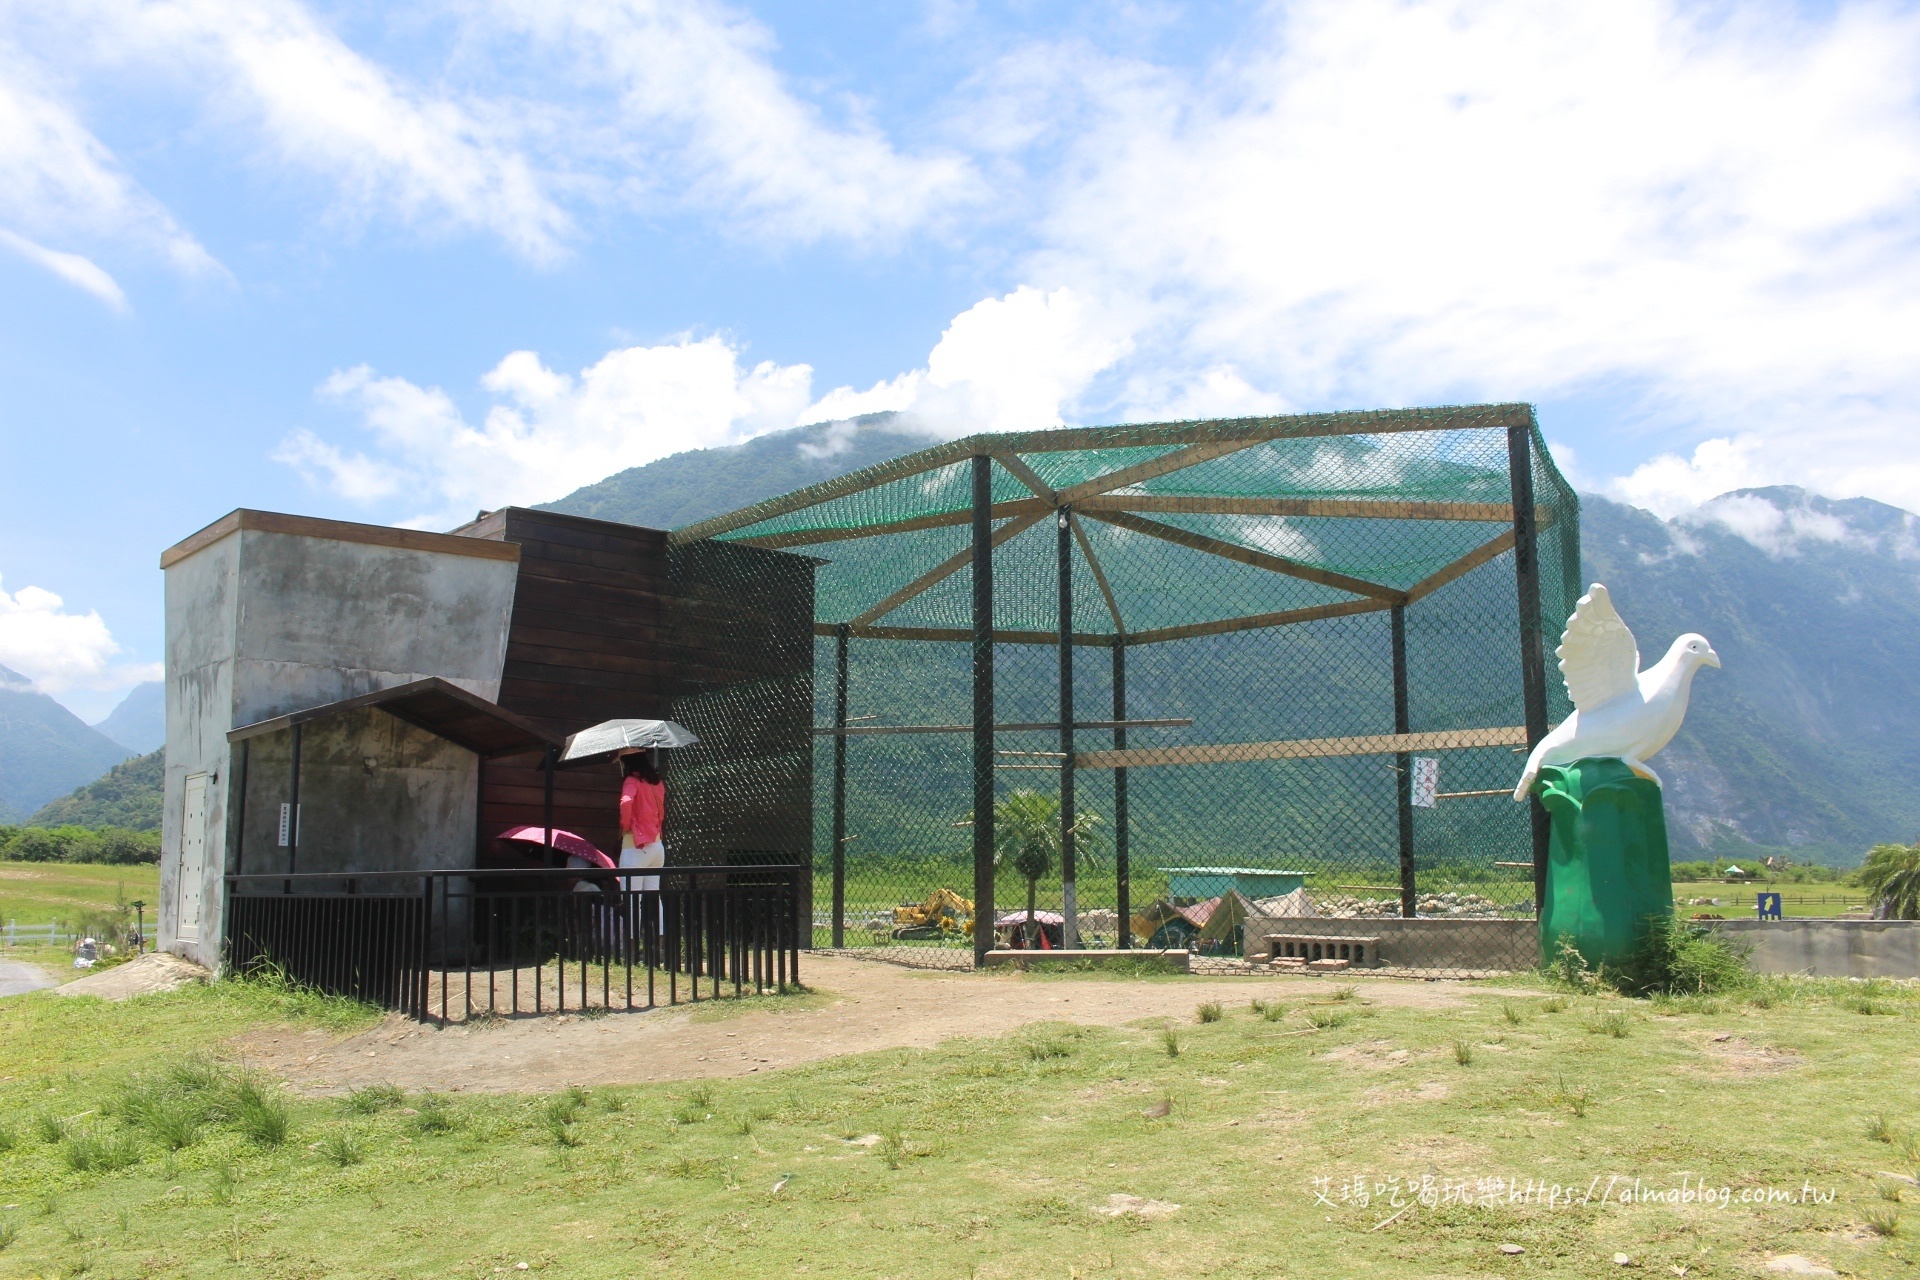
[545,423,1920,869]
[1583,488,1920,864]
[28,748,164,831]
[0,665,135,822]
[542,413,939,528]
[93,681,164,753]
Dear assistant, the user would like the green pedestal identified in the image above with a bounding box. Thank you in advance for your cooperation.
[1533,757,1674,970]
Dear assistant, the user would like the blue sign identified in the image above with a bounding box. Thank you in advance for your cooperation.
[1756,892,1782,920]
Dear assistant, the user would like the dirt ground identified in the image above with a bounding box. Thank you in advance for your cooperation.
[238,955,1477,1095]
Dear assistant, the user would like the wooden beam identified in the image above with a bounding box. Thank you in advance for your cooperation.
[1053,438,1267,506]
[989,450,1058,504]
[1077,494,1533,522]
[1068,511,1124,635]
[670,443,978,545]
[732,499,1047,549]
[670,403,1533,544]
[1076,725,1530,769]
[161,508,523,570]
[850,508,1050,628]
[1120,597,1390,646]
[1403,529,1516,604]
[1082,508,1404,603]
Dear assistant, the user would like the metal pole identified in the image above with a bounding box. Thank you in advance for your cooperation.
[1112,637,1130,948]
[971,454,996,967]
[542,746,555,854]
[1057,507,1077,949]
[288,723,302,877]
[1507,422,1553,913]
[1392,604,1416,918]
[832,624,849,948]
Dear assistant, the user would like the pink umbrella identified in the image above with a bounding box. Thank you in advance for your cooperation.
[498,826,614,869]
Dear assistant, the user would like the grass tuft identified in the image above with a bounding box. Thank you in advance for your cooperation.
[1330,986,1358,1002]
[0,1221,14,1251]
[1585,1009,1631,1039]
[33,1112,70,1144]
[343,1084,406,1116]
[1501,1003,1524,1025]
[1262,1001,1287,1023]
[1305,1007,1354,1031]
[1867,1114,1897,1144]
[1159,1026,1181,1058]
[1452,1040,1473,1066]
[63,1129,142,1173]
[1865,1208,1902,1237]
[232,1076,291,1147]
[1195,1001,1222,1024]
[411,1094,458,1135]
[319,1130,363,1167]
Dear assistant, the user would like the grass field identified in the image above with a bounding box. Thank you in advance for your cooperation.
[1672,881,1874,919]
[1,967,1917,1278]
[0,863,160,930]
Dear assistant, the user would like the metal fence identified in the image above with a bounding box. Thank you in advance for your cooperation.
[675,407,1579,977]
[224,865,802,1023]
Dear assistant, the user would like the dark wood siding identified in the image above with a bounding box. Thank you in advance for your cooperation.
[462,510,814,912]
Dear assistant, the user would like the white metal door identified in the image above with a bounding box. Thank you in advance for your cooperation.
[177,773,208,940]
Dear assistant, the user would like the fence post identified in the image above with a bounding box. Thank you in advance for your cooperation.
[972,453,996,968]
[1507,421,1553,914]
[1112,638,1130,948]
[1392,604,1416,918]
[1057,506,1077,949]
[832,623,849,948]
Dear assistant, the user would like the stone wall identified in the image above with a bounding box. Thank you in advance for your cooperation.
[1707,919,1920,980]
[1243,913,1537,975]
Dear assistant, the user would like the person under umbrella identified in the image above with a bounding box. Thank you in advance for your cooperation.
[618,748,667,891]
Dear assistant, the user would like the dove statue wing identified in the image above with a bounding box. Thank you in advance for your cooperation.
[1555,584,1640,711]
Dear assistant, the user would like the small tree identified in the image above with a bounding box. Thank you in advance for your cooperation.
[1856,840,1920,920]
[981,790,1103,946]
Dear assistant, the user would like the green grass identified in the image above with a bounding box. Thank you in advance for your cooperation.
[0,971,1917,1277]
[0,861,160,928]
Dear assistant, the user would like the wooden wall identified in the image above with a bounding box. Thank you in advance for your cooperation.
[456,509,814,890]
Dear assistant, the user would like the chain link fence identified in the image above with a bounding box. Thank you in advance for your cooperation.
[673,405,1579,977]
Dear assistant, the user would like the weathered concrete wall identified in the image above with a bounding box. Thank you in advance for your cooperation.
[1707,919,1920,980]
[1244,914,1538,973]
[236,709,481,878]
[160,534,242,967]
[231,528,515,724]
[161,515,519,970]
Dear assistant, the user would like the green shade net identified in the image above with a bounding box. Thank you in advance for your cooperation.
[677,406,1583,973]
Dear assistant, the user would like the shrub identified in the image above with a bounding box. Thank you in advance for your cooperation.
[1856,841,1920,920]
[0,825,160,865]
[1618,917,1753,996]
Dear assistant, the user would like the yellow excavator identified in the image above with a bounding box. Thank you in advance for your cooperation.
[891,888,974,940]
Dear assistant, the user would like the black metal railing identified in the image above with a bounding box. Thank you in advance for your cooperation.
[224,866,802,1023]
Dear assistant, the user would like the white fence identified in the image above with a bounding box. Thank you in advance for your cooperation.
[3,921,78,946]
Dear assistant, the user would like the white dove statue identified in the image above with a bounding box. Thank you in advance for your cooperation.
[1512,583,1719,801]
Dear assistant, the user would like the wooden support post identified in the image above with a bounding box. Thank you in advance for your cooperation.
[971,455,996,967]
[1508,424,1553,913]
[832,623,849,948]
[1392,604,1416,918]
[543,745,555,856]
[1112,637,1130,948]
[1057,507,1077,949]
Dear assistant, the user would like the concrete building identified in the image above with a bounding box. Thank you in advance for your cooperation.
[159,512,521,967]
[158,507,814,971]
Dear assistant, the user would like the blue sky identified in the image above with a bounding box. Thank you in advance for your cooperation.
[2,0,1918,721]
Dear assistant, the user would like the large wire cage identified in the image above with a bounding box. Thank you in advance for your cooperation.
[671,404,1579,976]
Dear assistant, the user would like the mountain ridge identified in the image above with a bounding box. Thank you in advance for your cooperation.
[542,421,1920,866]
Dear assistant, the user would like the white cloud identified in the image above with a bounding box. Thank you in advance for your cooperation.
[0,228,125,309]
[285,284,1134,523]
[481,0,982,243]
[1607,436,1768,519]
[808,285,1132,435]
[991,0,1920,510]
[0,47,218,290]
[1682,492,1861,558]
[282,337,816,528]
[0,574,156,703]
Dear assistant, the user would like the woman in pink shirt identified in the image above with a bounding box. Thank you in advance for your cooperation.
[618,750,666,891]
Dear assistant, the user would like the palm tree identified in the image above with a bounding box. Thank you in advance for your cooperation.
[987,790,1103,947]
[1857,840,1920,920]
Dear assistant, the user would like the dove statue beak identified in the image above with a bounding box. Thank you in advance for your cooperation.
[1703,648,1720,669]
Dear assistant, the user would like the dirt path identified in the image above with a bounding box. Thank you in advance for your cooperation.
[238,956,1477,1095]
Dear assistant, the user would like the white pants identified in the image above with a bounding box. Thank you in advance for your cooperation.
[620,836,664,893]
